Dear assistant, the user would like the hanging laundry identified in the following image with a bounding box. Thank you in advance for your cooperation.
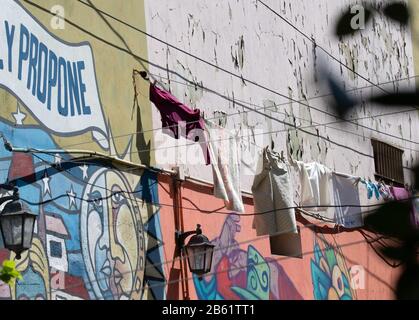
[252,147,297,236]
[390,186,410,201]
[296,161,334,221]
[206,120,244,213]
[332,173,363,228]
[378,182,394,201]
[149,83,211,165]
[361,179,380,200]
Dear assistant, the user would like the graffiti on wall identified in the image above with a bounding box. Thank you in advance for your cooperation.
[0,0,109,148]
[0,0,165,300]
[310,234,357,300]
[0,107,165,300]
[193,215,303,300]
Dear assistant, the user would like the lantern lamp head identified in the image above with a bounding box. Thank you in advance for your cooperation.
[176,224,215,279]
[0,199,37,260]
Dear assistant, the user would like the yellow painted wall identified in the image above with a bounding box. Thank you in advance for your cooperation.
[4,0,154,164]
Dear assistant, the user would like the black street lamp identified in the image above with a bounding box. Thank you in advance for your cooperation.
[0,185,36,259]
[175,224,215,279]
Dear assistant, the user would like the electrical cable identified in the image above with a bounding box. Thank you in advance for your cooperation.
[76,0,418,144]
[15,0,419,172]
[24,153,419,217]
[19,223,395,299]
[58,71,419,151]
[100,119,418,162]
[15,158,409,298]
[258,0,391,94]
[22,0,419,150]
[145,72,419,151]
[359,229,402,268]
[12,0,413,300]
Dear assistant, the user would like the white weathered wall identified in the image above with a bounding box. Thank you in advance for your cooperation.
[144,0,419,192]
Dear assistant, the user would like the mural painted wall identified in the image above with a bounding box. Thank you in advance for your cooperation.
[310,234,356,300]
[0,0,410,301]
[193,215,302,300]
[0,118,165,300]
[0,0,166,300]
[158,177,401,300]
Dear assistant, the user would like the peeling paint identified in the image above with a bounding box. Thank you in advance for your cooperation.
[145,0,419,188]
[231,35,245,70]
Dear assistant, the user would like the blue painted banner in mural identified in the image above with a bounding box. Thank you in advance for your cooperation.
[0,0,108,149]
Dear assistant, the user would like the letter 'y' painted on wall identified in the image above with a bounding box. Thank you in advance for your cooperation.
[0,0,108,149]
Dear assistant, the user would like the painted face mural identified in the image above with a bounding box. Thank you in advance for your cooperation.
[193,215,303,300]
[310,234,356,300]
[80,168,146,300]
[0,116,165,300]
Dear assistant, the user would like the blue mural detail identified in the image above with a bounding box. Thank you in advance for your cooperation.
[310,234,355,300]
[0,117,165,300]
[193,215,302,300]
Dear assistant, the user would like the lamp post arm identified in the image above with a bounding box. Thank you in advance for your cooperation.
[175,230,197,249]
[0,195,18,206]
[0,183,19,206]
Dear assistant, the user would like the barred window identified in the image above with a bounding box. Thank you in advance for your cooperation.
[371,139,404,186]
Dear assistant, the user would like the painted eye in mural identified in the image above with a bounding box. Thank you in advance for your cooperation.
[88,191,104,214]
[111,186,128,208]
[332,265,345,297]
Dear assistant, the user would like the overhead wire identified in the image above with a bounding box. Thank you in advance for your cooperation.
[258,0,390,94]
[11,0,414,300]
[359,229,402,268]
[75,0,418,143]
[14,0,418,177]
[57,71,419,151]
[22,0,419,151]
[26,152,419,217]
[144,72,419,151]
[20,220,396,299]
[99,118,419,162]
[27,152,417,272]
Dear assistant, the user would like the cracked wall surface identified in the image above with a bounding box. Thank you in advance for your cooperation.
[145,0,419,190]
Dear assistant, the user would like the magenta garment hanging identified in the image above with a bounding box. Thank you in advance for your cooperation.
[390,186,410,200]
[150,84,211,165]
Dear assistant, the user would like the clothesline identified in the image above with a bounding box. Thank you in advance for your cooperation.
[144,77,416,230]
[251,150,418,243]
[138,70,419,149]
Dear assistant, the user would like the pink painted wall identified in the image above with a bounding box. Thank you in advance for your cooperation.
[158,176,401,300]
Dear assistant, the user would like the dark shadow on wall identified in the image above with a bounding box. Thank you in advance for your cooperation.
[133,73,151,166]
[88,0,152,166]
[166,260,181,300]
[137,170,167,300]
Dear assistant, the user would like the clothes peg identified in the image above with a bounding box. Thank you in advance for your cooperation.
[139,71,149,80]
[138,70,157,85]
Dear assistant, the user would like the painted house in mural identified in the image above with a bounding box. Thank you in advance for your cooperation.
[0,0,417,300]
